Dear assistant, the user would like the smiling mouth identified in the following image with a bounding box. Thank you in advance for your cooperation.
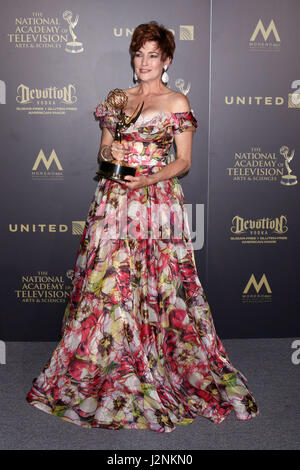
[140,69,150,73]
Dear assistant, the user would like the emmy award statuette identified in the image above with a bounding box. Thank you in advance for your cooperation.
[280,145,298,186]
[96,89,144,183]
[63,11,84,53]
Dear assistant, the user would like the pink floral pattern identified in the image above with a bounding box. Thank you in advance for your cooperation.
[26,102,259,432]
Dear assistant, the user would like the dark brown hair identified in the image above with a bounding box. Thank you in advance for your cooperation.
[129,21,175,62]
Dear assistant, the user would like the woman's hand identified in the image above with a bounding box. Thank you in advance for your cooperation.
[111,141,129,161]
[123,174,152,190]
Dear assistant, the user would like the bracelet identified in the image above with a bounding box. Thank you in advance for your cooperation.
[100,145,113,162]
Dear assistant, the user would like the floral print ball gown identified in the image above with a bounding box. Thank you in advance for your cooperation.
[26,100,259,432]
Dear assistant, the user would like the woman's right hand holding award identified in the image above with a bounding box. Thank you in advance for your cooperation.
[98,140,129,163]
[96,88,144,183]
[110,141,129,162]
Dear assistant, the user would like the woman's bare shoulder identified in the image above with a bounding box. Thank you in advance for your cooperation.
[167,90,191,113]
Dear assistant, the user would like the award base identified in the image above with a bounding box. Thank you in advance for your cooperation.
[96,160,136,183]
[280,174,298,186]
[65,42,84,53]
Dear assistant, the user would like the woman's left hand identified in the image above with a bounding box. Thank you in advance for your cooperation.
[123,174,151,190]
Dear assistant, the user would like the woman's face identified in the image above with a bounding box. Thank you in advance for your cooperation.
[133,40,171,83]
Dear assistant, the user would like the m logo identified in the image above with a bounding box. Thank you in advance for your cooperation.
[0,80,6,104]
[250,19,280,42]
[32,149,63,171]
[179,26,194,40]
[243,274,272,294]
[72,221,85,235]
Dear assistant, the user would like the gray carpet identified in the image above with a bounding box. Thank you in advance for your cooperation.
[0,339,299,450]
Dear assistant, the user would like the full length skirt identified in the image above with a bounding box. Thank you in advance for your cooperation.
[26,169,259,432]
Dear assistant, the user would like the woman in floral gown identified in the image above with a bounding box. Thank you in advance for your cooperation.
[26,21,259,432]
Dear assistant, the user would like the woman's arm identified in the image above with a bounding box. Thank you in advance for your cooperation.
[125,92,195,189]
[147,129,194,184]
[98,128,113,162]
[98,127,129,162]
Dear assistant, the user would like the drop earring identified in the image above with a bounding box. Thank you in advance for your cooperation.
[133,71,138,83]
[161,65,169,84]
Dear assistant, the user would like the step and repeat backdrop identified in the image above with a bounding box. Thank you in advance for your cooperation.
[0,0,298,340]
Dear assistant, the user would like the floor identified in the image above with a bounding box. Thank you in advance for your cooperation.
[0,338,299,450]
